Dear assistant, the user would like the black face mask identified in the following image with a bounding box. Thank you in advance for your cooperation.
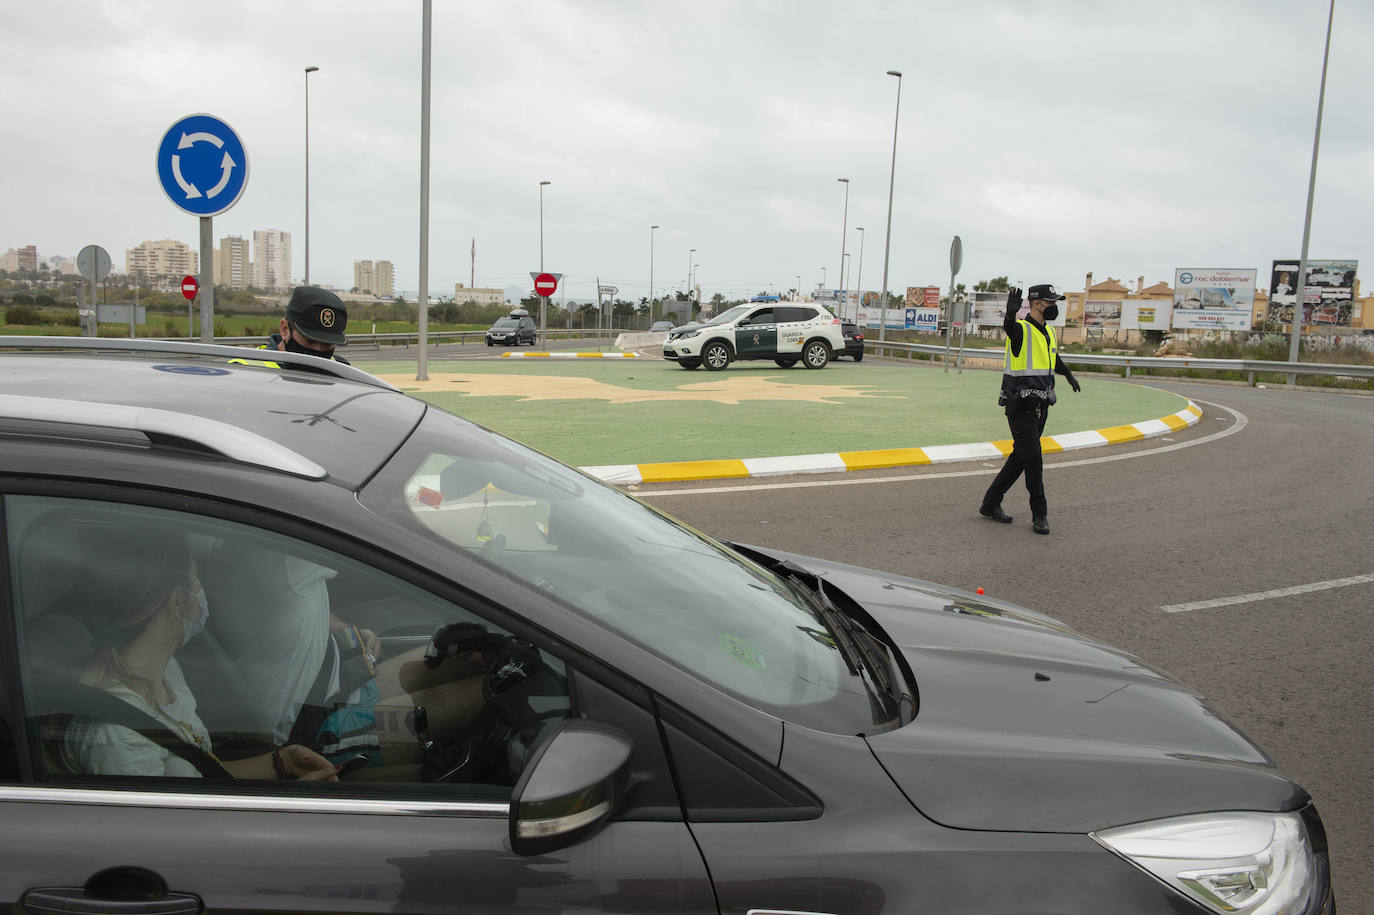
[1042,304,1060,322]
[283,329,334,360]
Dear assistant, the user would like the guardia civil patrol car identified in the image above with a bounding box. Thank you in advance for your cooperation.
[662,302,845,370]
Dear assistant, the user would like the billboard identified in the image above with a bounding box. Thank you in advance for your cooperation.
[1172,268,1256,330]
[1083,299,1122,330]
[1120,299,1172,331]
[1268,259,1357,326]
[903,286,941,332]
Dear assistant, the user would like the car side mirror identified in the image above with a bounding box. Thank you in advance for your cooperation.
[509,719,632,856]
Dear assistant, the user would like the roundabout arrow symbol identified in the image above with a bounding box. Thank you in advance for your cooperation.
[171,154,201,199]
[206,152,237,199]
[178,131,225,150]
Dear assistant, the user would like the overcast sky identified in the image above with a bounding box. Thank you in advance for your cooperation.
[4,0,1370,304]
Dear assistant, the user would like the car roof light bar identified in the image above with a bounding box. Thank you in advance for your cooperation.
[0,337,400,393]
[0,393,328,480]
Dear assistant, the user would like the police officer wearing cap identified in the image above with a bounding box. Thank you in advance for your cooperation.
[979,284,1081,534]
[261,286,351,364]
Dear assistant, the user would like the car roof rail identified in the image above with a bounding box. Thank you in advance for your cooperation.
[0,336,400,392]
[0,393,328,480]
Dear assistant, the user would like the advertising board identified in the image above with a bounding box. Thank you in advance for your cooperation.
[1268,259,1357,326]
[1083,299,1123,330]
[1120,299,1172,331]
[1172,268,1256,330]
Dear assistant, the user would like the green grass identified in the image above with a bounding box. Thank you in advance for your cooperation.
[357,358,1189,468]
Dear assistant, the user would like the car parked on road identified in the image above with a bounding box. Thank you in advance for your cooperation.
[485,309,536,346]
[836,320,865,361]
[649,320,674,333]
[0,338,1335,915]
[663,303,844,371]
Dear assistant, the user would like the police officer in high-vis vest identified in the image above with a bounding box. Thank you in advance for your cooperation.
[979,284,1080,534]
[263,286,351,364]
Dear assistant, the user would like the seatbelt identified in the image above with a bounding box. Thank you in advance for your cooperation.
[27,671,233,779]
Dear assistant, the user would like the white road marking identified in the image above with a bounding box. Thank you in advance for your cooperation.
[639,399,1247,497]
[1160,573,1374,613]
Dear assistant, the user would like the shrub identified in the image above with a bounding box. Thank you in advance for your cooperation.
[5,304,41,325]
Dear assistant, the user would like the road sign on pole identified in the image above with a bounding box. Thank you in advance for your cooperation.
[77,245,112,338]
[533,273,559,296]
[156,114,250,217]
[181,276,200,301]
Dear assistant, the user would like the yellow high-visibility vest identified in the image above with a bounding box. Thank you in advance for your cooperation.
[1003,320,1056,377]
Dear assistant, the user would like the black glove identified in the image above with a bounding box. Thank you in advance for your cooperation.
[1005,287,1022,315]
[424,622,512,669]
[1067,375,1081,393]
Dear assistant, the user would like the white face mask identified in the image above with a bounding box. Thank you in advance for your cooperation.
[178,587,210,646]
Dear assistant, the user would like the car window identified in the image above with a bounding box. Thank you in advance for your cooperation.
[6,494,570,798]
[358,409,886,733]
[491,318,518,328]
[704,305,751,326]
[739,308,773,326]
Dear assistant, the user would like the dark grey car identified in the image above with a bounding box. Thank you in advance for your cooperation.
[0,339,1334,915]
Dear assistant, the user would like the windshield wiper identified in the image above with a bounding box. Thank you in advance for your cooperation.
[775,561,894,696]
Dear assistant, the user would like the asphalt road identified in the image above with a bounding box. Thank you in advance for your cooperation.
[635,380,1373,910]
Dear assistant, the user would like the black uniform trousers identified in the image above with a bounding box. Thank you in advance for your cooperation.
[984,395,1049,518]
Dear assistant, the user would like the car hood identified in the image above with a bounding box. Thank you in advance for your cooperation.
[744,546,1307,833]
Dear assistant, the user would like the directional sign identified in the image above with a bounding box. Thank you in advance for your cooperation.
[533,273,558,296]
[156,113,250,216]
[181,275,200,301]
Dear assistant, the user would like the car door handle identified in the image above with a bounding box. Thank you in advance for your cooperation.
[21,889,202,915]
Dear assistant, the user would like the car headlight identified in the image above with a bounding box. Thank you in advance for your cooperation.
[673,329,701,340]
[1092,811,1316,914]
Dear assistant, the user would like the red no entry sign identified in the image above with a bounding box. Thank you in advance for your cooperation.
[534,273,558,296]
[181,275,199,301]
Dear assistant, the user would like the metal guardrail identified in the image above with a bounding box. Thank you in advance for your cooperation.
[208,329,623,349]
[864,341,1374,386]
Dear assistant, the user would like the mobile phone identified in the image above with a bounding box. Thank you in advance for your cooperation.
[335,753,371,776]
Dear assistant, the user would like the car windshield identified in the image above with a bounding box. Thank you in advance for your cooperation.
[359,407,887,732]
[705,305,751,326]
[491,318,518,328]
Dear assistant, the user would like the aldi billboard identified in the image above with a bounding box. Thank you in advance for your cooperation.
[1172,268,1256,330]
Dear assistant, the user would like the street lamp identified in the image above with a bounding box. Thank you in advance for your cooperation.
[539,180,550,344]
[855,227,865,312]
[820,266,827,292]
[878,69,902,341]
[692,263,699,316]
[649,225,659,323]
[837,177,849,319]
[796,274,802,302]
[842,253,851,317]
[304,65,319,285]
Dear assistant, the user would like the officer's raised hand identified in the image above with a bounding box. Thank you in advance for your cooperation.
[1006,287,1023,314]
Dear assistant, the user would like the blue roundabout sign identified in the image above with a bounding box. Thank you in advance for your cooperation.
[156,113,250,217]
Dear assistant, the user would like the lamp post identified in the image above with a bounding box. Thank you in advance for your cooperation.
[836,177,849,318]
[304,65,319,285]
[878,69,902,341]
[539,180,550,344]
[649,225,659,323]
[855,227,865,315]
[842,253,851,319]
[796,274,802,302]
[692,264,699,319]
[820,266,827,293]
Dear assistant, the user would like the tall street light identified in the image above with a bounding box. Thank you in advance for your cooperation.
[539,180,550,345]
[795,274,802,302]
[692,263,699,317]
[836,177,849,318]
[842,253,851,317]
[878,69,902,341]
[855,227,866,313]
[820,266,827,292]
[649,225,659,323]
[688,248,696,297]
[304,65,319,285]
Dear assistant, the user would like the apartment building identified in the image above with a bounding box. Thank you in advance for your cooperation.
[453,283,505,307]
[216,236,252,290]
[252,229,292,292]
[125,240,198,286]
[354,259,396,297]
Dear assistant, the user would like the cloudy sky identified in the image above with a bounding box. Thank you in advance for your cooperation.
[4,0,1370,304]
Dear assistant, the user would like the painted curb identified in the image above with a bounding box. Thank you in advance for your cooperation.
[501,351,643,359]
[579,401,1204,485]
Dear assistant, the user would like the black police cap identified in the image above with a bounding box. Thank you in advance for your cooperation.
[286,286,349,345]
[1027,284,1064,302]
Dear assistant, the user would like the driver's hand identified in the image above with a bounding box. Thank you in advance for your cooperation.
[358,627,381,661]
[281,745,338,782]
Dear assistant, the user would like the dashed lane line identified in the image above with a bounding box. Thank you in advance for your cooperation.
[1159,573,1374,613]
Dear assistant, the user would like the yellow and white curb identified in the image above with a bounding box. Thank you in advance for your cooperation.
[580,402,1203,485]
[501,351,642,358]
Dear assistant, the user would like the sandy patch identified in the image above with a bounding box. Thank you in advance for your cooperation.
[375,372,902,405]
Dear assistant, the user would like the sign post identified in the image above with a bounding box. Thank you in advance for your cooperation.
[530,272,561,348]
[945,235,963,372]
[77,245,112,338]
[181,275,200,338]
[157,113,249,342]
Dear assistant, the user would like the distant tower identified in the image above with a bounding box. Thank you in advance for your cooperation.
[470,237,475,291]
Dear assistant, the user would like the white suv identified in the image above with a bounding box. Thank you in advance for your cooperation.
[663,303,844,371]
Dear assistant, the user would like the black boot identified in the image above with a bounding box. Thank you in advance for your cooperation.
[1032,515,1050,535]
[979,503,1013,523]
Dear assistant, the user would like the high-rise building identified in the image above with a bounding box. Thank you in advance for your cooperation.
[353,259,395,297]
[217,236,252,290]
[375,260,395,297]
[125,240,198,287]
[1,245,40,274]
[253,229,292,292]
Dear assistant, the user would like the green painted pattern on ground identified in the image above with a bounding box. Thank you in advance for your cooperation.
[355,358,1189,468]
